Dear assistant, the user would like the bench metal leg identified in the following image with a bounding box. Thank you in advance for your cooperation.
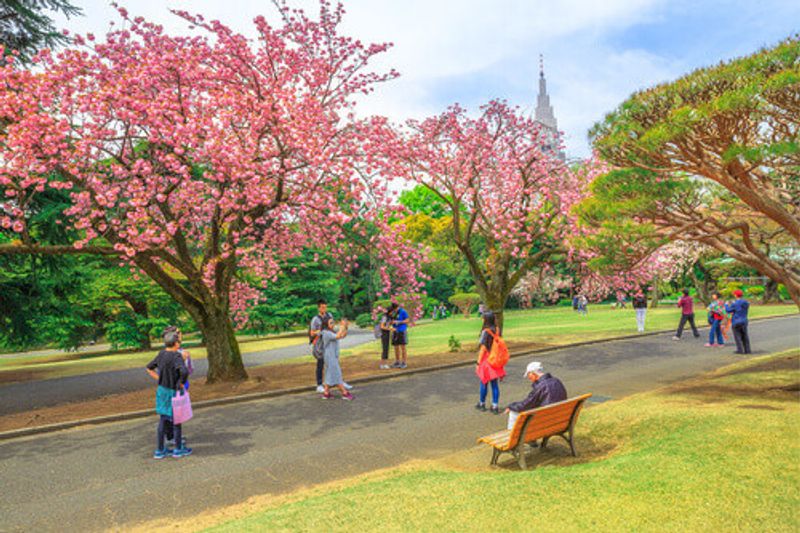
[516,443,528,470]
[567,428,577,457]
[541,437,550,450]
[490,448,500,466]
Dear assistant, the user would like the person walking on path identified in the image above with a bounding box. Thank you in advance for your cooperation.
[504,362,567,431]
[474,311,506,415]
[390,302,410,369]
[673,289,700,340]
[319,317,354,400]
[726,289,752,354]
[632,292,648,332]
[146,331,192,459]
[705,293,727,347]
[378,307,394,369]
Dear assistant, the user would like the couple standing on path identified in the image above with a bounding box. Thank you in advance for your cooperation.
[309,299,354,400]
[377,302,410,369]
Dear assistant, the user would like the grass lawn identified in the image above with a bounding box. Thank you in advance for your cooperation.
[0,334,308,382]
[0,304,795,383]
[341,303,798,358]
[202,349,800,532]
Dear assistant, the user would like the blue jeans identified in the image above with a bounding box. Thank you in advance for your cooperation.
[479,379,499,406]
[709,319,724,345]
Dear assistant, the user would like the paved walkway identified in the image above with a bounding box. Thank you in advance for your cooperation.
[0,316,797,532]
[0,330,374,415]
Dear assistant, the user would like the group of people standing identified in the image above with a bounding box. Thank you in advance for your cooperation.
[673,289,752,354]
[307,299,412,400]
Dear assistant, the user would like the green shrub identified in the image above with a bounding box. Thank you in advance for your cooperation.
[746,286,765,298]
[721,281,743,299]
[448,335,461,352]
[448,292,481,317]
[355,313,373,328]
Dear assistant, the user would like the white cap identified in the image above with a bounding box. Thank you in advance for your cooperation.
[524,361,544,377]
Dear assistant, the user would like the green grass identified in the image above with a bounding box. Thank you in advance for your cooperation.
[0,335,308,380]
[205,349,800,532]
[341,303,797,357]
[1,304,795,382]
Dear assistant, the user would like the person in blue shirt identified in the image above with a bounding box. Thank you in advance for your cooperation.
[725,289,751,354]
[389,302,410,369]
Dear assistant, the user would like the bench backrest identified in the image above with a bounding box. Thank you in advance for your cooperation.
[508,393,592,449]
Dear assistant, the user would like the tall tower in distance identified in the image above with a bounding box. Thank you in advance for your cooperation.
[533,54,565,160]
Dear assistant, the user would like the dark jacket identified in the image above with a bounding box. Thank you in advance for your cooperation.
[632,296,647,309]
[507,373,567,412]
[146,349,188,390]
[725,298,750,326]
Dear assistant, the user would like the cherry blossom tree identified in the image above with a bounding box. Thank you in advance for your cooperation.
[0,1,424,382]
[378,101,598,331]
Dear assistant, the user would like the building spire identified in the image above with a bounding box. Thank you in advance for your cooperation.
[534,54,557,131]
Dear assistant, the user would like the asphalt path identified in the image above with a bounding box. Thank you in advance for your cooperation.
[0,330,374,415]
[0,316,798,532]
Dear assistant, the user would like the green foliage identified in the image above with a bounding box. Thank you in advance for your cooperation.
[399,186,450,218]
[447,334,461,352]
[746,286,765,298]
[721,281,743,299]
[355,313,373,328]
[0,0,82,63]
[448,292,481,317]
[245,251,340,335]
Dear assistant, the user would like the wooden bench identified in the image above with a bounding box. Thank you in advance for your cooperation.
[477,393,592,469]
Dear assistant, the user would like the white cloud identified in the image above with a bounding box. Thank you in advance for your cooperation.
[51,0,691,157]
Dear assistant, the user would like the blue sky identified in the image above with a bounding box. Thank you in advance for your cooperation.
[54,0,800,157]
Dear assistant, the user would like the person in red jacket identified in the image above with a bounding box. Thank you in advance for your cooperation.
[474,311,506,414]
[673,289,700,340]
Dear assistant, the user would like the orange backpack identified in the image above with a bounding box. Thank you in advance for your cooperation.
[484,329,509,369]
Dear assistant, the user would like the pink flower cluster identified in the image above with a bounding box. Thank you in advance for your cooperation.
[0,1,425,325]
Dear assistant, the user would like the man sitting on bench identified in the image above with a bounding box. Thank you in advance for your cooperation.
[505,361,567,430]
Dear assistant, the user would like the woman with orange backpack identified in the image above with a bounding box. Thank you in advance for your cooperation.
[475,311,508,414]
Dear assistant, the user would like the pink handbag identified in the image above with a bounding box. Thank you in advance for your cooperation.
[171,388,193,425]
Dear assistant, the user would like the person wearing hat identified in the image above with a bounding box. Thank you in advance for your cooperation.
[725,289,751,354]
[504,361,567,431]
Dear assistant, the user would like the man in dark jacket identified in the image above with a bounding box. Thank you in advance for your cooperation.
[505,361,567,430]
[725,289,751,354]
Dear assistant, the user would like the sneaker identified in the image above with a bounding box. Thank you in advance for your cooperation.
[391,361,402,368]
[343,382,353,390]
[153,449,169,460]
[322,392,334,400]
[316,384,325,393]
[490,406,500,415]
[172,447,193,458]
[379,364,390,369]
[672,336,681,341]
[342,392,355,401]
[166,437,187,448]
[475,403,487,412]
[704,343,713,347]
[399,362,407,369]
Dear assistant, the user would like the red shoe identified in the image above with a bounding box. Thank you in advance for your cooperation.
[342,392,355,401]
[322,392,333,400]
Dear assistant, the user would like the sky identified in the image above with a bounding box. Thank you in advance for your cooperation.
[53,0,800,158]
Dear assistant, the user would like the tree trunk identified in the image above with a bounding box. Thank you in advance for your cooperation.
[197,307,247,383]
[762,279,780,304]
[649,279,659,309]
[484,292,508,335]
